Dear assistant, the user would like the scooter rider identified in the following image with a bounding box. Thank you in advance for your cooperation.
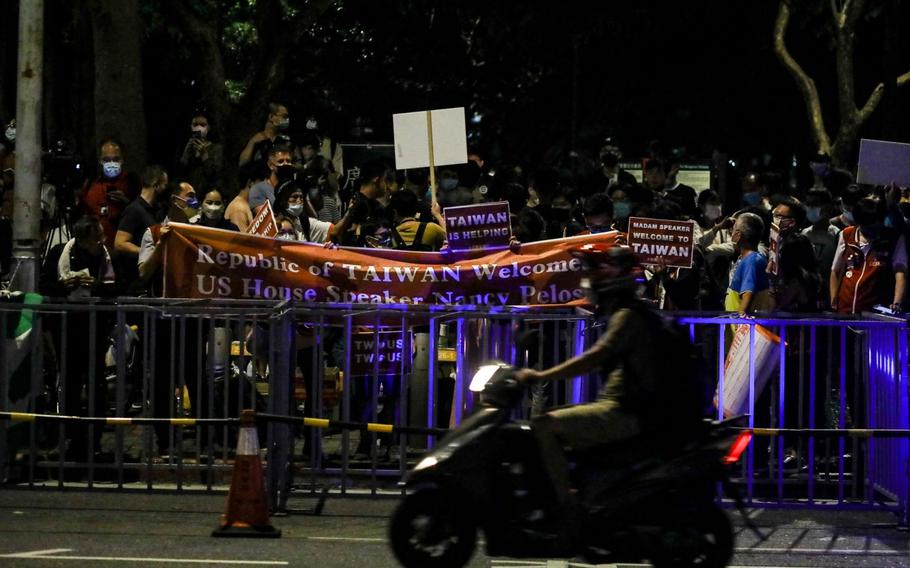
[515,244,706,513]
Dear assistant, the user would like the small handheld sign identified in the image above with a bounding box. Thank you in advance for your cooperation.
[247,201,278,238]
[443,201,512,251]
[627,216,696,268]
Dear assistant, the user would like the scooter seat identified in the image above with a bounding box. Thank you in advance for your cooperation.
[566,432,687,469]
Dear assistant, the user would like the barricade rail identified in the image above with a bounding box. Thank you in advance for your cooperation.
[1,298,908,524]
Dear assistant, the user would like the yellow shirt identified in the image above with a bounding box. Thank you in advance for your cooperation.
[394,220,446,251]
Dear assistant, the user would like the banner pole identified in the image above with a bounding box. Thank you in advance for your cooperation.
[427,110,437,205]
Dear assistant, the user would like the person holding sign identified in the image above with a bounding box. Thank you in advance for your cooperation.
[726,212,773,315]
[388,190,446,251]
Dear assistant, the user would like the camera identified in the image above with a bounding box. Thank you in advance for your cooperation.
[348,194,372,224]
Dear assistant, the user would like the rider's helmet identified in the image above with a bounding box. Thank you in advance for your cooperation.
[571,243,644,305]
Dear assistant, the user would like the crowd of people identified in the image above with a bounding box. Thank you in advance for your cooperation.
[0,105,906,315]
[4,104,909,465]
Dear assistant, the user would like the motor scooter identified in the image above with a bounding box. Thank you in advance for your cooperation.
[389,363,754,568]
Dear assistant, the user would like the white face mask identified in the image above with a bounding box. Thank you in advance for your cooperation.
[201,203,223,220]
[287,203,304,217]
[102,160,122,179]
[4,127,14,143]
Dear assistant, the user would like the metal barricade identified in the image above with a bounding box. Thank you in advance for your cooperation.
[678,314,910,521]
[1,298,909,523]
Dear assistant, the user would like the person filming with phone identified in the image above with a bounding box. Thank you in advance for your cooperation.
[178,112,222,194]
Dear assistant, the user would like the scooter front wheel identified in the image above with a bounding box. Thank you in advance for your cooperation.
[389,487,477,568]
[651,505,734,568]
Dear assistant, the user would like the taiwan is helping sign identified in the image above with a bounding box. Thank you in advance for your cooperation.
[627,217,696,268]
[443,202,512,251]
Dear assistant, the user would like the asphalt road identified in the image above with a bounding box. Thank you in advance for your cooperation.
[0,489,908,568]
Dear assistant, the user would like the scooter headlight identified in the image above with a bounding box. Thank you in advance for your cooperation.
[469,364,505,393]
[414,456,438,471]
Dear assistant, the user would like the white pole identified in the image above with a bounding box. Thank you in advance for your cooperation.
[10,0,45,293]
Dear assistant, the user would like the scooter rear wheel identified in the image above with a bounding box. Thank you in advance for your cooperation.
[651,505,734,568]
[389,487,477,568]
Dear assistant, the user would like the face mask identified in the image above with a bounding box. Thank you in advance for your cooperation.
[806,206,823,224]
[287,203,304,217]
[276,164,296,183]
[613,201,631,219]
[440,178,458,191]
[774,216,797,233]
[102,160,122,179]
[192,126,208,138]
[201,203,223,220]
[276,118,290,131]
[742,192,762,206]
[277,231,296,241]
[704,204,722,222]
[174,195,199,217]
[4,127,14,143]
[305,118,318,130]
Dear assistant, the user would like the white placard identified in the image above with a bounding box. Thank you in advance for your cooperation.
[392,107,468,170]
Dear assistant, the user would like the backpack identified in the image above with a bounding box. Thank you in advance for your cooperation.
[391,222,432,252]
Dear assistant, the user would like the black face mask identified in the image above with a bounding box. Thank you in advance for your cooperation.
[602,154,619,168]
[276,164,296,184]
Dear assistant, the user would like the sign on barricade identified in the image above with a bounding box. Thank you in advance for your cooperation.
[627,217,696,268]
[716,324,781,418]
[443,202,511,251]
[351,330,406,376]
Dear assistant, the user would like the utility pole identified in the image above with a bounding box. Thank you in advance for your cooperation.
[10,0,44,293]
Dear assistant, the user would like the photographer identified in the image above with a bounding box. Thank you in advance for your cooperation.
[178,113,222,195]
[40,215,118,461]
[79,139,140,246]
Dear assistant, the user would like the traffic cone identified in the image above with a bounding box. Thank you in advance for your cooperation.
[212,410,281,538]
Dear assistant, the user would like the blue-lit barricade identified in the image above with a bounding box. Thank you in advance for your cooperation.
[1,299,909,525]
[677,314,910,522]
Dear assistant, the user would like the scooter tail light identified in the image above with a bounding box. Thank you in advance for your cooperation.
[723,431,753,465]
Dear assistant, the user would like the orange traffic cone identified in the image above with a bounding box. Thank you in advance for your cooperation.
[212,410,281,538]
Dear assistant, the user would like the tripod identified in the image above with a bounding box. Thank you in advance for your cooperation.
[40,183,74,270]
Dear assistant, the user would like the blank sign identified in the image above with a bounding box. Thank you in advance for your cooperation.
[392,107,467,170]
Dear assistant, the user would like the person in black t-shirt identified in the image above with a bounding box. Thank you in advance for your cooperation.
[115,165,170,287]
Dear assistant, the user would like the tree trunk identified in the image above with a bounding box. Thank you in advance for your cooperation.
[88,0,146,172]
[775,0,910,168]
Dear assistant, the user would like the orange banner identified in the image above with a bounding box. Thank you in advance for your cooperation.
[162,223,615,306]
